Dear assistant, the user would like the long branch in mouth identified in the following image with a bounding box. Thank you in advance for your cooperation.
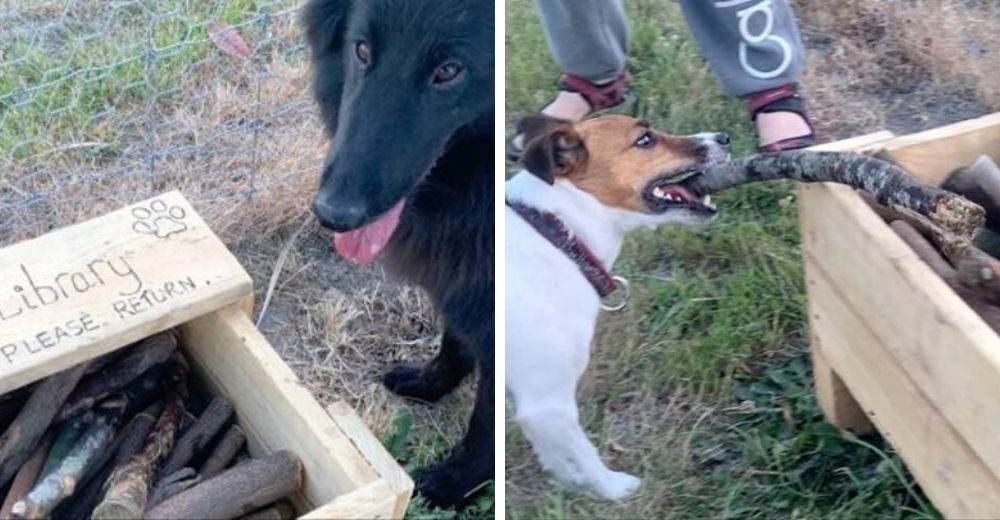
[683,151,984,239]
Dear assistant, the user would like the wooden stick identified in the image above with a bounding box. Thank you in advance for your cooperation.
[198,424,245,480]
[11,397,127,519]
[890,221,958,280]
[974,228,1000,259]
[159,396,233,477]
[56,402,163,520]
[39,414,91,480]
[92,358,188,520]
[146,468,200,509]
[860,192,1000,303]
[890,220,1000,329]
[944,155,1000,233]
[0,432,53,518]
[0,393,28,433]
[145,451,303,520]
[56,331,177,423]
[0,363,89,489]
[239,501,296,520]
[690,151,986,238]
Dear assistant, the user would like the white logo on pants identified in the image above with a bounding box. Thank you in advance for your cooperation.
[715,0,792,79]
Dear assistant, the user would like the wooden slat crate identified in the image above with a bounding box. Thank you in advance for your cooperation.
[0,191,412,518]
[800,112,1000,518]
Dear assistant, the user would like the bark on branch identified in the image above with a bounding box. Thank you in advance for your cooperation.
[860,192,1000,304]
[12,398,127,518]
[690,151,985,238]
[199,424,246,480]
[0,363,89,488]
[57,331,177,423]
[0,433,53,518]
[144,451,303,520]
[160,396,233,477]
[56,402,163,520]
[92,358,188,519]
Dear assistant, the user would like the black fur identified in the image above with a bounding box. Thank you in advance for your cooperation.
[302,0,494,509]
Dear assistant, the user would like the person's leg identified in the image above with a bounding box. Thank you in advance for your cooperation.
[532,0,631,122]
[679,0,813,149]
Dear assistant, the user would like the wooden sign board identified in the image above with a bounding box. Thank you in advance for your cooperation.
[0,191,252,394]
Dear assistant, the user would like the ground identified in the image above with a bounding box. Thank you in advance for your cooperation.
[0,1,489,518]
[506,0,1000,518]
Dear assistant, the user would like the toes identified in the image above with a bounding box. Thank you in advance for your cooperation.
[595,472,641,501]
[417,464,489,510]
[382,363,444,403]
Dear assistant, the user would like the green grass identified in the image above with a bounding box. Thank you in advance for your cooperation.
[505,0,936,517]
[381,406,495,519]
[0,0,281,165]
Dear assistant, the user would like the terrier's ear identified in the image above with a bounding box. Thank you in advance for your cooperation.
[517,115,588,185]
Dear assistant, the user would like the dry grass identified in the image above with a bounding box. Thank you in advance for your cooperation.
[795,0,1000,138]
[1,2,487,516]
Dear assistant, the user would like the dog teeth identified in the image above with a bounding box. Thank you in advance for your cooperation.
[653,186,687,203]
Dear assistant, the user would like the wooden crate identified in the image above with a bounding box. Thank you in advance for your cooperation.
[0,191,412,518]
[800,112,1000,518]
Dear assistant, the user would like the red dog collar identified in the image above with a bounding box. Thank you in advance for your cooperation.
[506,200,618,299]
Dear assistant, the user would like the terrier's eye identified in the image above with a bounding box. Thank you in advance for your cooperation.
[433,61,464,85]
[354,41,372,66]
[635,132,654,148]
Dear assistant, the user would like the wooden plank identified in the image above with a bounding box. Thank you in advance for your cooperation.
[0,191,252,394]
[882,111,1000,185]
[806,263,1000,518]
[799,181,1000,487]
[180,305,380,513]
[809,341,873,434]
[801,130,895,434]
[808,130,897,153]
[301,481,396,520]
[327,402,413,519]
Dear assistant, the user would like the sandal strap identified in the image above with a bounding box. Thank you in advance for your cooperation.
[747,83,818,152]
[559,72,631,112]
[759,135,816,153]
[746,83,800,117]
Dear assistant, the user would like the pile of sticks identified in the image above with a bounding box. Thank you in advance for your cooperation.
[866,154,1000,329]
[0,331,303,519]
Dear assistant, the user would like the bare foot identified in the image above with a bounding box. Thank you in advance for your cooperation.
[511,92,592,151]
[756,111,812,148]
[541,91,593,122]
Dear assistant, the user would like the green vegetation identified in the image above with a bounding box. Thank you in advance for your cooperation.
[0,0,284,164]
[506,0,935,517]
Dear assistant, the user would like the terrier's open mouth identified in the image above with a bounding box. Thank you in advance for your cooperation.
[643,170,717,215]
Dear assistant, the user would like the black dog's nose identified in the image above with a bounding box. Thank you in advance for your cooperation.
[313,199,367,231]
[714,133,730,146]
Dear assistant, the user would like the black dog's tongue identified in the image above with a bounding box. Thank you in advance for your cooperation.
[333,200,405,264]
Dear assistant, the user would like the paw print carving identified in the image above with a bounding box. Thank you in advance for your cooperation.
[132,199,189,239]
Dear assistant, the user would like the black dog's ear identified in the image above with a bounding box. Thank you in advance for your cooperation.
[301,0,352,137]
[518,115,588,184]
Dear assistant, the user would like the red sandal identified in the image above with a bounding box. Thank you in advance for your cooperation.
[507,71,631,162]
[747,83,817,153]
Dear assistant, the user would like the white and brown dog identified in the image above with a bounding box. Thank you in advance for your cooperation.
[505,114,729,500]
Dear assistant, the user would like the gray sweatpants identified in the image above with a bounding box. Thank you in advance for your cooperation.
[533,0,806,97]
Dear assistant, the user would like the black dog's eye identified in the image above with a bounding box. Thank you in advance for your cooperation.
[354,41,372,67]
[433,61,464,85]
[635,132,654,148]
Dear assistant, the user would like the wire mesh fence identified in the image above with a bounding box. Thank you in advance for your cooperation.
[0,0,323,247]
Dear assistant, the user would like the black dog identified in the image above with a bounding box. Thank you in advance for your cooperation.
[302,0,494,508]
